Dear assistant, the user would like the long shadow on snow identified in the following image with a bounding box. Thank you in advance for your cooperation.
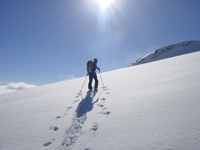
[76,90,101,118]
[59,89,104,149]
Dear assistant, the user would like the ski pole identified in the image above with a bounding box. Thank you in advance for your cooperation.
[99,71,105,88]
[80,74,88,92]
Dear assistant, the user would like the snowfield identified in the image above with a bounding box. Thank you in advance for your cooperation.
[0,46,200,149]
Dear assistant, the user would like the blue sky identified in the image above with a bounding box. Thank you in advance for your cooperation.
[0,0,200,86]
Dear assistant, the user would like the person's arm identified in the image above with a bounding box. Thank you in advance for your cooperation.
[94,62,100,71]
[96,64,100,72]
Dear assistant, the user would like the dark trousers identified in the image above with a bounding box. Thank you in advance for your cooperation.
[88,72,98,90]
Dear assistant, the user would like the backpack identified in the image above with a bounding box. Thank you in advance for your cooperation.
[87,60,93,73]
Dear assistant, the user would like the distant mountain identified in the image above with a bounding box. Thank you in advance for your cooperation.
[130,40,200,66]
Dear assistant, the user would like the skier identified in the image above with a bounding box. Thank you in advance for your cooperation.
[88,58,100,91]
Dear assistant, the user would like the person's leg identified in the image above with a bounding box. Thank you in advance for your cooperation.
[88,73,93,90]
[93,73,98,89]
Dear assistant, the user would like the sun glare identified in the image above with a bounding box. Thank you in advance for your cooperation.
[96,0,113,9]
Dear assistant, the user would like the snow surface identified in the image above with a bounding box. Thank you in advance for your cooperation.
[130,40,200,66]
[1,51,200,150]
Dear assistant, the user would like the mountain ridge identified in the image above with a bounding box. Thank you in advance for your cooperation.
[130,40,200,66]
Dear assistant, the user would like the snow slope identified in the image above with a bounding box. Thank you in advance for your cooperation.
[130,40,200,66]
[0,51,200,150]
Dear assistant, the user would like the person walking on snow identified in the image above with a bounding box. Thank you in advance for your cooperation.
[88,58,100,91]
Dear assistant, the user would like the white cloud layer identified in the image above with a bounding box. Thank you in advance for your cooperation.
[0,82,36,95]
[6,82,37,90]
[59,74,76,81]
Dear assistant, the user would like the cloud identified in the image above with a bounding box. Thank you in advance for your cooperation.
[59,74,76,81]
[5,82,36,90]
[67,74,76,80]
[0,82,37,95]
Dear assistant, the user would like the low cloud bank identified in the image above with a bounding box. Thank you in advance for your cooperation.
[5,82,36,90]
[0,82,36,94]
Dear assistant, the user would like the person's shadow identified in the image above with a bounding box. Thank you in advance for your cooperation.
[76,91,100,118]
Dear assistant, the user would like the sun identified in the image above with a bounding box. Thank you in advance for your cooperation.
[96,0,113,10]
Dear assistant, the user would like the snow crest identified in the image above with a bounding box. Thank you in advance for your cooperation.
[131,40,200,66]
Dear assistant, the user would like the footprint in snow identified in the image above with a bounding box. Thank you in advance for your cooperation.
[50,126,59,131]
[97,104,104,107]
[104,111,111,116]
[99,107,111,116]
[76,91,82,98]
[43,141,52,147]
[53,126,59,131]
[99,111,111,116]
[103,87,110,91]
[56,116,61,119]
[74,99,80,103]
[91,122,98,131]
[43,139,55,147]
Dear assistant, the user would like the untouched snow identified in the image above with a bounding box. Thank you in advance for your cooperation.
[1,51,200,150]
[131,40,200,66]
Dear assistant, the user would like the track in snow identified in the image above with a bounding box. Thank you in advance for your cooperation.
[43,87,111,150]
